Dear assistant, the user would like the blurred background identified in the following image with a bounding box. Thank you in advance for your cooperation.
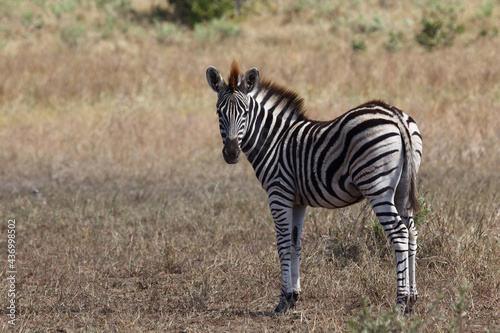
[0,0,499,193]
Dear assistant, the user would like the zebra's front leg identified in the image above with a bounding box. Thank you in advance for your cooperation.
[269,198,296,315]
[290,204,307,305]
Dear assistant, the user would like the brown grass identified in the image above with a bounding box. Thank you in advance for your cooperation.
[0,0,499,331]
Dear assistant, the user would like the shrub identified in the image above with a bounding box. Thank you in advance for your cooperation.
[475,1,494,19]
[50,0,80,18]
[415,3,465,50]
[383,30,404,52]
[364,217,387,255]
[448,282,472,332]
[351,15,386,34]
[96,0,132,9]
[21,10,34,27]
[170,0,234,27]
[60,23,86,47]
[414,193,431,227]
[348,298,421,333]
[351,39,367,53]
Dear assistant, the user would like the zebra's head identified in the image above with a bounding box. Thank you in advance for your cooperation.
[206,60,259,164]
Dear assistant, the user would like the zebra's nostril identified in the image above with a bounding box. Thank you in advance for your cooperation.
[222,145,240,164]
[222,137,240,164]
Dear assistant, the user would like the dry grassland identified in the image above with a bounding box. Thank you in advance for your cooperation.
[0,0,499,331]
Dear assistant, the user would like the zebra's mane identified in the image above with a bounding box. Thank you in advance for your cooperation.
[227,60,308,120]
[255,79,308,121]
[228,59,240,92]
[353,99,403,115]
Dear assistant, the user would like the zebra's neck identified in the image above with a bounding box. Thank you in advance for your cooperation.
[241,84,308,186]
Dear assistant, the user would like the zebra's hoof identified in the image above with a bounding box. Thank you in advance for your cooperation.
[396,299,417,315]
[405,293,418,314]
[274,291,300,315]
[395,295,410,316]
[395,303,406,316]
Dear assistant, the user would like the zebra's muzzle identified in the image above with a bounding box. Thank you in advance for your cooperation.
[222,137,240,164]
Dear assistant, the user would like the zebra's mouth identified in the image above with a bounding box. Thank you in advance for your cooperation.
[223,150,240,164]
[223,138,240,164]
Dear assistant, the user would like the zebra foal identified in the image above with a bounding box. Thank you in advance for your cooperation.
[206,60,423,315]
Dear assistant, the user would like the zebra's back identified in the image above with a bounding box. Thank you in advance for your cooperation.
[281,101,422,209]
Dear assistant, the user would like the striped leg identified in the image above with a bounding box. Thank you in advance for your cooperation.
[269,195,297,315]
[395,188,418,312]
[371,199,410,312]
[407,215,418,310]
[291,204,306,301]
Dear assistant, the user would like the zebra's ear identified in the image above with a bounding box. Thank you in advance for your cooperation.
[240,68,259,94]
[206,66,225,93]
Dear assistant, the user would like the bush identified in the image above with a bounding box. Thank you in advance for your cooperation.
[50,0,80,18]
[475,1,494,19]
[351,39,367,53]
[21,10,34,27]
[414,193,431,227]
[348,298,420,333]
[415,4,465,50]
[170,0,234,27]
[383,30,404,53]
[351,15,386,34]
[60,23,86,47]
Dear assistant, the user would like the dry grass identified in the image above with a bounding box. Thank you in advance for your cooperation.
[0,0,499,331]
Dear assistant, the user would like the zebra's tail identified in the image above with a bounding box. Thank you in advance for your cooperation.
[408,161,420,213]
[403,122,420,214]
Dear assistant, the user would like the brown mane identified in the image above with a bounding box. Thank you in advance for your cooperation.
[256,78,308,121]
[226,60,308,120]
[228,59,240,92]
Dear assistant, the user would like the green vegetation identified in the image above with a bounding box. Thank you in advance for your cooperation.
[351,38,367,52]
[415,2,465,50]
[194,18,242,41]
[348,282,473,332]
[476,1,494,19]
[0,0,499,331]
[154,21,178,44]
[383,30,405,52]
[414,194,432,227]
[60,23,86,47]
[170,0,235,26]
[348,298,418,333]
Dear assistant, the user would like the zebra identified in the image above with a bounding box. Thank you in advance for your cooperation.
[206,60,423,315]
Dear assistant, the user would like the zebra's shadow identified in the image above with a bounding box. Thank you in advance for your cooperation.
[230,310,274,318]
[230,309,301,319]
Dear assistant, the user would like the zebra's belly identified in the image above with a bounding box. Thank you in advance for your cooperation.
[294,178,364,209]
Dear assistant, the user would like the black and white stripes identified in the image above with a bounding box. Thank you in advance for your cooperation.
[206,61,423,314]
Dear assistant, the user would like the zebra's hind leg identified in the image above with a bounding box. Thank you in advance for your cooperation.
[371,198,410,314]
[395,185,418,313]
[406,215,418,313]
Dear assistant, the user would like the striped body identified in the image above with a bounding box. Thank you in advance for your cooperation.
[244,94,422,208]
[206,61,422,314]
